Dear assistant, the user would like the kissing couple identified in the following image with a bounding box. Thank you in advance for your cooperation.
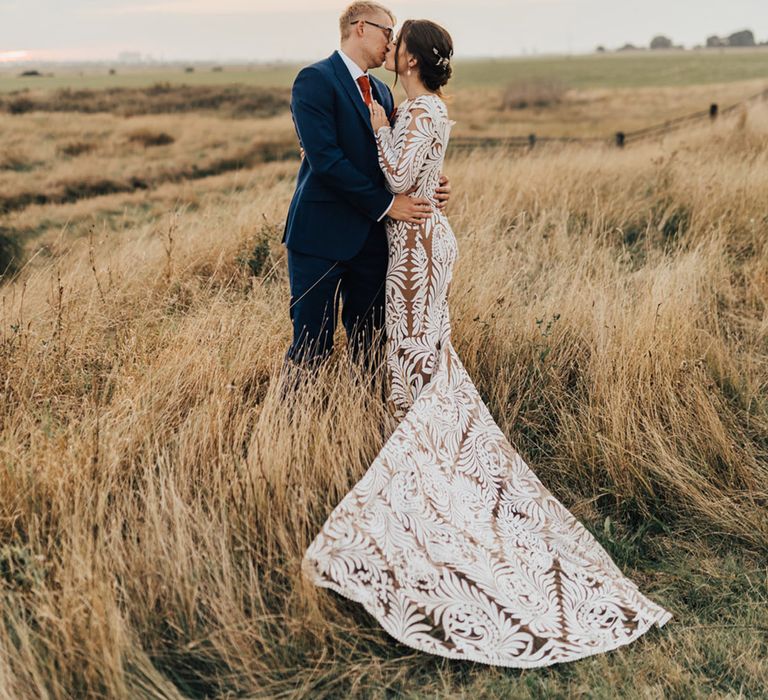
[282,1,671,668]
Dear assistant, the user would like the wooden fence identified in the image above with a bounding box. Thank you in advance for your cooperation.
[449,87,768,152]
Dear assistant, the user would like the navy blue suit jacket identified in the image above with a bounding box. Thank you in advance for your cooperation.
[282,51,395,261]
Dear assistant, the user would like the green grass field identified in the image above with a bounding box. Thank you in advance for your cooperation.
[2,47,768,93]
[446,48,768,89]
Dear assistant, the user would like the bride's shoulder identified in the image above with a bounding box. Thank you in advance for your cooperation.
[408,93,449,117]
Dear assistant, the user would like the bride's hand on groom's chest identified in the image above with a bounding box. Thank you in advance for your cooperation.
[369,100,390,131]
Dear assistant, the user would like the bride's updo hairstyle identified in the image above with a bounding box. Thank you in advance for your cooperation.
[393,19,454,96]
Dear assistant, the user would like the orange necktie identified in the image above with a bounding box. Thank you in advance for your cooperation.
[356,74,372,106]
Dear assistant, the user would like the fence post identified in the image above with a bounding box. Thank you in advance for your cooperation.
[615,131,625,148]
[528,133,536,148]
[709,103,718,120]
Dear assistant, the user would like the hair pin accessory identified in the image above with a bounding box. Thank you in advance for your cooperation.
[432,46,452,71]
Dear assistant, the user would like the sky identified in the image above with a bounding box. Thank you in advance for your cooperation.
[0,0,766,63]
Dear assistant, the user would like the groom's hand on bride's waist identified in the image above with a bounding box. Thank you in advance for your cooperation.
[388,193,433,225]
[435,174,451,210]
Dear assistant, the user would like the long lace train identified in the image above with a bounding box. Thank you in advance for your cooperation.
[302,93,671,667]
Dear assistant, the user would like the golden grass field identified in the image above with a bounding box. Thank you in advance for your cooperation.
[1,58,767,698]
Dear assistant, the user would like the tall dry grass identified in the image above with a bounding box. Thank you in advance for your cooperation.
[0,84,290,118]
[0,111,296,215]
[0,102,767,697]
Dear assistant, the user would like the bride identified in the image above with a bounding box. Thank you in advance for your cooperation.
[302,19,672,667]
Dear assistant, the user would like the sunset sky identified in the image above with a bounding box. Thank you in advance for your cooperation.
[1,0,766,63]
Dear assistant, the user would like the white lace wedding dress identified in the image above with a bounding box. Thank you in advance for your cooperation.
[302,93,672,667]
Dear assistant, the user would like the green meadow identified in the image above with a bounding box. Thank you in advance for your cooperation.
[2,47,768,93]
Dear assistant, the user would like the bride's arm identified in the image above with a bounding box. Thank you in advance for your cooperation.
[374,104,437,194]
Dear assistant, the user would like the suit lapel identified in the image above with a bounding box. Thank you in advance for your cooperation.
[370,77,385,108]
[370,76,394,119]
[330,50,374,137]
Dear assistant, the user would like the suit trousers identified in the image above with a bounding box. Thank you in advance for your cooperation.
[284,226,388,373]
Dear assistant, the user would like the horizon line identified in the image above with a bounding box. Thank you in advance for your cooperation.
[2,44,768,68]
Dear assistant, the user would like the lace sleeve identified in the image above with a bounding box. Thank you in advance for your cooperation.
[375,104,436,193]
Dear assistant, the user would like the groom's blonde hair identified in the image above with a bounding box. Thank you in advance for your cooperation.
[339,2,396,40]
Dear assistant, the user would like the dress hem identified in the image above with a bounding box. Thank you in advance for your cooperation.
[302,558,672,669]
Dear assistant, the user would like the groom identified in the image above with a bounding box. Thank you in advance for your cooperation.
[281,1,451,377]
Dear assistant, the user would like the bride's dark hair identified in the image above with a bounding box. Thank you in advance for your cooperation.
[393,19,453,96]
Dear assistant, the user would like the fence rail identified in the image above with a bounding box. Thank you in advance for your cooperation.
[449,86,768,152]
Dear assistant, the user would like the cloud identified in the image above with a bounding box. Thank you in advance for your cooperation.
[0,50,31,63]
[89,0,542,17]
[91,0,342,15]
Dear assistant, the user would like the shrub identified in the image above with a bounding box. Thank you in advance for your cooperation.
[8,97,34,114]
[0,149,34,171]
[0,229,22,278]
[501,79,568,110]
[127,129,175,147]
[57,141,96,157]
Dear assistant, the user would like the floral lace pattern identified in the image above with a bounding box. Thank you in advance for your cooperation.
[302,94,672,667]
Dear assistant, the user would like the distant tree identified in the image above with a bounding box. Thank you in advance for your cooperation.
[617,43,639,52]
[650,35,673,49]
[595,45,606,53]
[19,70,42,77]
[728,29,755,47]
[706,35,726,48]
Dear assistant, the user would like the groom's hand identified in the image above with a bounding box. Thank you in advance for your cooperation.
[435,174,451,210]
[388,193,433,224]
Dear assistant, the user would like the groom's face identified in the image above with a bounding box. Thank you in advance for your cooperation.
[358,10,395,69]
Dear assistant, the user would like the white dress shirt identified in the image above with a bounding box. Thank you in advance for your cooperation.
[338,48,368,101]
[337,48,394,221]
